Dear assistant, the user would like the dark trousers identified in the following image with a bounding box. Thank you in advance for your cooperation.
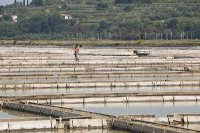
[74,52,79,60]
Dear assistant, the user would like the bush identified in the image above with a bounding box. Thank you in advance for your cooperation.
[171,10,182,17]
[184,12,194,17]
[96,2,108,10]
[124,5,133,12]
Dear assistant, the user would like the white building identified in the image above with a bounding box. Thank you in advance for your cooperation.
[11,15,17,22]
[61,14,72,20]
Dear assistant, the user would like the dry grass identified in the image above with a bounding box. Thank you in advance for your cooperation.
[0,40,200,47]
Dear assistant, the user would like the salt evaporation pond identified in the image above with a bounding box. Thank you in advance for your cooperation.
[57,101,200,131]
[57,101,200,117]
[1,86,200,96]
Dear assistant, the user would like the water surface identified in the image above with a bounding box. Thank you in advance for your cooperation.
[1,86,200,96]
[59,101,200,117]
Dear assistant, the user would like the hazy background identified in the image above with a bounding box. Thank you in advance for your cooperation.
[0,0,32,6]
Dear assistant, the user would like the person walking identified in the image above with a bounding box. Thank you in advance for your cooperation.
[73,44,79,61]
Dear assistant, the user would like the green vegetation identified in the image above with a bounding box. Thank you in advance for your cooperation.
[0,0,200,41]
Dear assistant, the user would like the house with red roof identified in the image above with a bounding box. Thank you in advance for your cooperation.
[11,15,18,22]
[61,14,72,20]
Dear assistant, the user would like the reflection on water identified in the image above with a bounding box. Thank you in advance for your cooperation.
[0,110,128,132]
[1,104,200,131]
[59,101,200,117]
[0,111,19,119]
[1,86,200,96]
[174,124,200,131]
[59,102,200,131]
[0,109,45,118]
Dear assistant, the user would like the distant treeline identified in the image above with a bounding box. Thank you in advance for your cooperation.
[0,0,200,41]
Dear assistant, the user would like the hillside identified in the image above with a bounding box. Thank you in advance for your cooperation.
[0,0,200,41]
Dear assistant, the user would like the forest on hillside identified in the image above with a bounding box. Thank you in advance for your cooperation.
[0,0,200,41]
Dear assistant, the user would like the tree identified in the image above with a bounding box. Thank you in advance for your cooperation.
[96,2,108,10]
[2,14,12,21]
[140,0,153,4]
[140,33,144,39]
[99,21,108,30]
[0,6,4,14]
[124,5,133,12]
[23,0,25,6]
[32,0,43,6]
[115,0,134,4]
[167,19,179,28]
[0,23,19,38]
